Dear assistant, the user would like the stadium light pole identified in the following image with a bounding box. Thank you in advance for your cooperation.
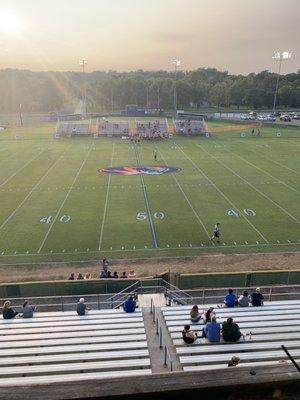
[172,60,181,118]
[272,51,292,115]
[79,59,88,116]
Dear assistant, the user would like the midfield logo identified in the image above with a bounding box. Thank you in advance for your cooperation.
[99,166,181,175]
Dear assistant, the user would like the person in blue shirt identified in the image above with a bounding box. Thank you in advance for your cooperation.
[123,296,136,313]
[76,298,90,316]
[224,288,237,307]
[204,316,221,342]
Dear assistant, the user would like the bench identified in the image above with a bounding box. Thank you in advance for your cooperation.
[0,369,152,387]
[0,341,149,359]
[0,334,147,349]
[0,328,146,342]
[0,358,151,376]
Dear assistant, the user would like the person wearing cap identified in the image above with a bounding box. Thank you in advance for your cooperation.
[250,288,264,307]
[76,298,90,316]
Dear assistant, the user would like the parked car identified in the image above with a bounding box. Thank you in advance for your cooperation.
[292,114,300,120]
[280,115,291,122]
[257,115,267,121]
[266,114,276,122]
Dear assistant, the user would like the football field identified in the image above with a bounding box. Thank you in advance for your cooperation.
[0,119,299,263]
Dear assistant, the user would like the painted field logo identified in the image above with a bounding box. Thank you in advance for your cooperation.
[99,166,181,175]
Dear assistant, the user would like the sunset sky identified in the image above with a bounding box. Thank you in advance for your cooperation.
[0,0,299,74]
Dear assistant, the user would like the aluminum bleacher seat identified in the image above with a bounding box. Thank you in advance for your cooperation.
[162,300,300,371]
[0,309,151,384]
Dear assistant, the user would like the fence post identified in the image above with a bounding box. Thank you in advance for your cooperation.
[150,298,153,314]
[269,287,273,301]
[97,295,100,310]
[159,326,163,349]
[61,297,64,312]
[156,318,159,335]
[164,346,167,366]
[152,305,156,323]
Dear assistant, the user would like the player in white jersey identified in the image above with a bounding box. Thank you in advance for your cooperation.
[211,223,221,243]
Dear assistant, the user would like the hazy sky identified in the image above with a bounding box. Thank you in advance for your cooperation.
[0,0,299,74]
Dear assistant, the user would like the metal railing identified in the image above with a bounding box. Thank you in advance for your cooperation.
[151,300,173,372]
[166,284,300,306]
[1,282,299,313]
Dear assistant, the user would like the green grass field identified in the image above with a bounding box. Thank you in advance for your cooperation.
[0,118,299,264]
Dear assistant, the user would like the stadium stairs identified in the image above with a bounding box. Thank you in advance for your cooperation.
[0,283,300,399]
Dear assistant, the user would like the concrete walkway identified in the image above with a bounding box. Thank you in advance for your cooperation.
[141,296,182,373]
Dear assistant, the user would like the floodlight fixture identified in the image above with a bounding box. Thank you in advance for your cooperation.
[172,60,181,68]
[79,59,87,73]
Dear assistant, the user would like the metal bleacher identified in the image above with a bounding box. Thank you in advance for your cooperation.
[162,300,300,371]
[174,119,205,135]
[56,121,91,136]
[0,309,151,386]
[98,120,130,136]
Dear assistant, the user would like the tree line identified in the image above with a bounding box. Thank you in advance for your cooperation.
[0,67,299,113]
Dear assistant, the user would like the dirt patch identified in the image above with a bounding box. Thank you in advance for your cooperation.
[0,251,299,283]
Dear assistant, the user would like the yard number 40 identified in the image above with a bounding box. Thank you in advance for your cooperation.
[40,215,71,224]
[227,209,256,217]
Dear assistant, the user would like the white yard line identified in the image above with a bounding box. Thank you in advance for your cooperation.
[226,147,300,194]
[98,144,115,250]
[37,146,93,254]
[0,149,44,188]
[175,143,269,243]
[198,144,300,224]
[158,149,210,239]
[0,156,63,232]
[1,241,299,258]
[238,141,300,175]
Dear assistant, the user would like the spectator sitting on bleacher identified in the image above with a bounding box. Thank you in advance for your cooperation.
[222,317,244,342]
[238,291,251,307]
[203,307,215,323]
[190,305,201,323]
[84,273,91,280]
[112,272,119,279]
[182,325,198,344]
[76,298,90,316]
[204,316,221,342]
[68,272,75,280]
[107,271,112,278]
[77,273,84,280]
[224,289,237,307]
[123,296,136,313]
[120,272,127,278]
[2,301,19,319]
[22,301,35,318]
[250,288,264,307]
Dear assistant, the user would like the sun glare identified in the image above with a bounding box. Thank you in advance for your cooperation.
[0,12,21,33]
